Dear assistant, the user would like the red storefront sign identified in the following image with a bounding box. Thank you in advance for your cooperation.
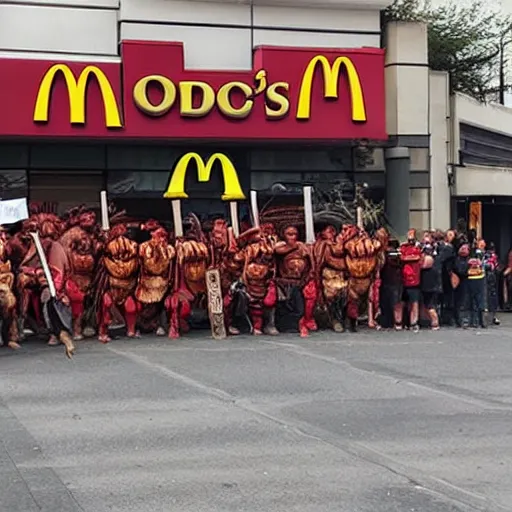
[0,40,386,140]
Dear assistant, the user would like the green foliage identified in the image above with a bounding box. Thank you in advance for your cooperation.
[383,0,512,101]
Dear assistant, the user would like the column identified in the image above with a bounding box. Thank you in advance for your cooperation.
[385,147,410,239]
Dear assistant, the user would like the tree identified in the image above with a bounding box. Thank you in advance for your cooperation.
[383,0,512,102]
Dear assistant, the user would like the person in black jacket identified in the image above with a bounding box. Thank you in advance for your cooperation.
[453,243,470,328]
[483,241,500,325]
[420,234,442,329]
[436,230,456,326]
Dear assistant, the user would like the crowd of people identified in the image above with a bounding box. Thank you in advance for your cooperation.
[0,201,506,358]
[379,228,501,331]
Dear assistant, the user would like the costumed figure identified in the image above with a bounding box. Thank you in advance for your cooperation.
[368,227,389,329]
[313,222,347,333]
[274,223,317,337]
[260,205,315,336]
[17,212,68,342]
[28,231,75,358]
[0,228,20,350]
[170,214,209,338]
[97,224,139,342]
[135,220,175,337]
[236,227,277,335]
[343,224,382,332]
[59,206,100,340]
[209,218,246,335]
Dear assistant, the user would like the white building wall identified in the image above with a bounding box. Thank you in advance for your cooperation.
[385,21,431,232]
[0,2,119,58]
[0,0,386,68]
[429,70,451,230]
[450,93,512,197]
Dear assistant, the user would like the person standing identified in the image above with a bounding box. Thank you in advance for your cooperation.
[420,234,442,330]
[483,241,500,325]
[438,230,456,325]
[379,238,403,328]
[453,242,470,328]
[467,241,486,328]
[397,229,423,332]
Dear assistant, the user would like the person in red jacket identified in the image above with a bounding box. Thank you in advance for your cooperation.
[396,229,423,332]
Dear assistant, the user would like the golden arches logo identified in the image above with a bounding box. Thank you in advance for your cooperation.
[33,64,122,128]
[164,152,246,201]
[296,55,366,122]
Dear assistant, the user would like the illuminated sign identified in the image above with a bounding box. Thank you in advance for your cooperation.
[6,41,385,140]
[296,55,366,122]
[132,55,364,122]
[164,152,246,201]
[33,64,122,128]
[132,70,290,120]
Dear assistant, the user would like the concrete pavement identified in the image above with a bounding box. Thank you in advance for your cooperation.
[2,321,512,511]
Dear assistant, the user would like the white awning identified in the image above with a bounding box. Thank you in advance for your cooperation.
[454,164,512,196]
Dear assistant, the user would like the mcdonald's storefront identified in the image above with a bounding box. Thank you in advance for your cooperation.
[0,40,387,221]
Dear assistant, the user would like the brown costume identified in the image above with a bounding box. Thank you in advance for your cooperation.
[343,225,381,331]
[209,219,243,335]
[314,226,348,332]
[368,227,389,329]
[135,222,175,336]
[17,213,69,341]
[236,227,276,335]
[274,225,317,337]
[170,215,209,338]
[59,208,99,339]
[98,224,139,342]
[0,231,20,349]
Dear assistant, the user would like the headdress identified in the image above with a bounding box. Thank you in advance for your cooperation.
[260,205,305,238]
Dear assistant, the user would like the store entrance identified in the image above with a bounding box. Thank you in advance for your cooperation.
[455,197,512,260]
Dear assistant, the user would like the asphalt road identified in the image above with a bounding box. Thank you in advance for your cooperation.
[2,320,512,512]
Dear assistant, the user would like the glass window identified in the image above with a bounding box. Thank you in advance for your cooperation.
[0,170,28,200]
[251,171,354,197]
[29,171,102,215]
[107,170,171,197]
[30,144,106,169]
[250,148,352,172]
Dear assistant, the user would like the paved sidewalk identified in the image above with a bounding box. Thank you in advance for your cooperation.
[2,321,512,511]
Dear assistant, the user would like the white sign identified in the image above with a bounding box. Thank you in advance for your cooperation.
[0,198,29,225]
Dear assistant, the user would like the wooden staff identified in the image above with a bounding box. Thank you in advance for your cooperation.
[356,206,363,229]
[229,201,239,237]
[303,186,315,244]
[172,199,183,237]
[100,190,110,231]
[30,232,56,298]
[250,190,260,228]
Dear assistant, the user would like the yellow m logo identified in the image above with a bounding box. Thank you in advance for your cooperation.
[33,64,122,128]
[296,55,366,122]
[164,152,246,201]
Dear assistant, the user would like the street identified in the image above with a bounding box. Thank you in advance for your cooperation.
[1,321,512,512]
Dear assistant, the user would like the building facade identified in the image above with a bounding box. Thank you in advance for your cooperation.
[430,82,512,259]
[0,0,435,238]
